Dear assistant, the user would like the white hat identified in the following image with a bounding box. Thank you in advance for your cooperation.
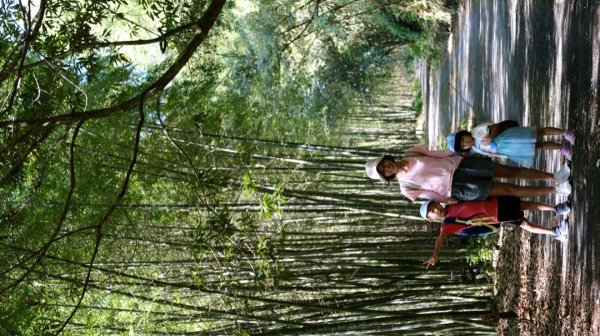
[419,201,432,220]
[365,155,387,182]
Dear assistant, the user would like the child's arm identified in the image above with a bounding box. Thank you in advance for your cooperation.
[402,187,455,203]
[446,197,458,205]
[481,123,502,145]
[417,189,449,202]
[423,232,450,269]
[400,188,444,202]
[471,144,505,157]
[406,145,456,158]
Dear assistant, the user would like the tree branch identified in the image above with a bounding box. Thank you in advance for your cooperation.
[53,72,150,336]
[154,98,218,216]
[0,0,46,115]
[18,19,200,74]
[280,0,320,53]
[0,0,227,130]
[1,125,55,182]
[0,123,79,294]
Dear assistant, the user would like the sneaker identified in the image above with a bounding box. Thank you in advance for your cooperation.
[554,163,571,183]
[552,219,569,242]
[555,181,572,196]
[564,130,575,145]
[560,142,573,161]
[555,202,571,215]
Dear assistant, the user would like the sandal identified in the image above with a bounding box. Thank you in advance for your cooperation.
[564,130,575,145]
[560,142,573,161]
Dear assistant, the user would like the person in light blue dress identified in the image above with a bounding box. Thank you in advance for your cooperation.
[449,120,575,168]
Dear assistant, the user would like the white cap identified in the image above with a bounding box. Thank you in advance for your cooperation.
[365,155,387,182]
[419,201,432,220]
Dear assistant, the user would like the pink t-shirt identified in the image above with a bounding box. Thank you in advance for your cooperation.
[398,145,463,201]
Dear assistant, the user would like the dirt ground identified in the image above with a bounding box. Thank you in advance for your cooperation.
[493,2,600,335]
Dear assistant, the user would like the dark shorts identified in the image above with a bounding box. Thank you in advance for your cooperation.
[451,157,494,201]
[496,196,524,224]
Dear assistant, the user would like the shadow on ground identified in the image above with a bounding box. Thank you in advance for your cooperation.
[494,2,600,335]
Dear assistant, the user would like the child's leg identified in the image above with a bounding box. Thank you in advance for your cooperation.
[535,141,561,150]
[520,201,555,212]
[537,127,565,138]
[519,219,554,235]
[493,163,554,181]
[489,182,555,198]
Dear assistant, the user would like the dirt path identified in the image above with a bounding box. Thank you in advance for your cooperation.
[422,0,600,334]
[494,2,600,335]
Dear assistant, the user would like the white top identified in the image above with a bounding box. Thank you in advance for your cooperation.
[469,123,508,159]
[471,123,492,139]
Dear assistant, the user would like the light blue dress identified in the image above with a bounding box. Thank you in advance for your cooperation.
[472,124,536,168]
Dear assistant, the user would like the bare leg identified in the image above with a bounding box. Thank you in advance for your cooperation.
[535,141,561,150]
[493,163,554,181]
[519,219,553,235]
[521,201,555,212]
[489,182,555,198]
[537,127,565,137]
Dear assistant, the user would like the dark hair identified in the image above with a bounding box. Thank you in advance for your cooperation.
[454,130,473,153]
[377,155,396,181]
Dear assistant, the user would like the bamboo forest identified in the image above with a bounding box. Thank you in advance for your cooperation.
[3,0,599,335]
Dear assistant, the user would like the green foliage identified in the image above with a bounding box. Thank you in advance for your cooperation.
[0,281,52,335]
[0,0,460,334]
[242,171,257,199]
[465,235,497,267]
[254,235,281,287]
[412,79,423,113]
[259,184,285,220]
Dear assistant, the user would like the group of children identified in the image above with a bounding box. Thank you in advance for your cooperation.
[365,120,575,267]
